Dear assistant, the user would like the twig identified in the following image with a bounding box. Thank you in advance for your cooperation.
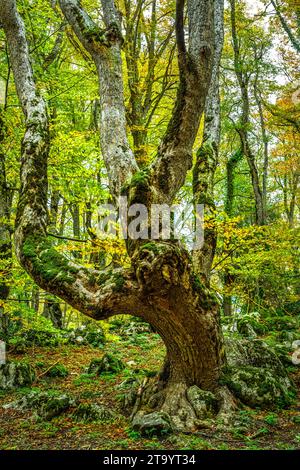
[47,232,88,243]
[36,360,61,380]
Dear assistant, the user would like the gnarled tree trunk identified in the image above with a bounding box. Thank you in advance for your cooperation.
[0,0,233,431]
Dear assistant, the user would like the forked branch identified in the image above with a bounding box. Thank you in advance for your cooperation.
[0,0,142,321]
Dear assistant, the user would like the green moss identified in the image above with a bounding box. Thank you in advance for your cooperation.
[97,271,113,285]
[191,273,205,292]
[46,364,69,378]
[121,168,151,206]
[96,270,125,292]
[196,142,214,162]
[112,273,125,292]
[87,273,97,285]
[190,273,219,308]
[221,365,296,409]
[22,234,78,285]
[130,168,150,186]
[88,354,125,375]
[140,242,161,255]
[73,403,114,423]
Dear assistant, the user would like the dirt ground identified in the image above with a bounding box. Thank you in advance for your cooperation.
[0,332,299,450]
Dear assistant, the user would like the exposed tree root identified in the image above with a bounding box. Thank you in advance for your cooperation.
[130,376,238,433]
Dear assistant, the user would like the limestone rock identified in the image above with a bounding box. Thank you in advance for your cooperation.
[73,403,115,422]
[0,362,35,390]
[132,411,172,436]
[65,324,105,348]
[87,353,124,375]
[223,338,295,408]
[120,322,152,337]
[222,366,294,408]
[225,338,287,374]
[3,390,74,420]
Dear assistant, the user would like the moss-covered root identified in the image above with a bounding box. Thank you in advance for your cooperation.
[131,383,222,435]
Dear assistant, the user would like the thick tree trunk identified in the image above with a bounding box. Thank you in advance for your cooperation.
[1,0,233,432]
[127,241,227,430]
[137,246,224,391]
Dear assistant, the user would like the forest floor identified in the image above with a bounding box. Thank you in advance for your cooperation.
[0,331,300,450]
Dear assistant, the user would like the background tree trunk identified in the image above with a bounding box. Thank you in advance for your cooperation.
[43,295,63,329]
[0,108,12,337]
[230,0,266,226]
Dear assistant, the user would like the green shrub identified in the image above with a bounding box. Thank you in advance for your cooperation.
[46,364,69,378]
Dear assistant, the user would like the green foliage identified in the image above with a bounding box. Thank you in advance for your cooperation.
[46,364,69,378]
[73,373,97,387]
[264,413,278,426]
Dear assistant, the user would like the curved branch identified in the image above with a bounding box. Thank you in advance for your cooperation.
[151,0,215,203]
[0,0,142,321]
[271,0,300,53]
[59,0,138,198]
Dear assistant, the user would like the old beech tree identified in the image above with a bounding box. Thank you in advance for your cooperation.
[0,0,234,430]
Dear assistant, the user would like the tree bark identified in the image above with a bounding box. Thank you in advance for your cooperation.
[124,0,174,166]
[193,0,224,283]
[222,149,243,316]
[151,0,215,204]
[253,62,269,221]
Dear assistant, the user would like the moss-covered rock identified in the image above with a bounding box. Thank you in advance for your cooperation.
[221,366,294,408]
[119,321,152,337]
[73,403,115,422]
[186,386,218,419]
[3,390,75,420]
[21,327,62,347]
[225,338,287,375]
[236,321,258,338]
[223,338,295,408]
[0,362,35,390]
[65,324,105,348]
[132,411,172,436]
[87,353,125,375]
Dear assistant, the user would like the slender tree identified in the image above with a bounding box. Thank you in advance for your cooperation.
[193,0,224,283]
[230,0,266,225]
[270,0,300,53]
[0,108,12,335]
